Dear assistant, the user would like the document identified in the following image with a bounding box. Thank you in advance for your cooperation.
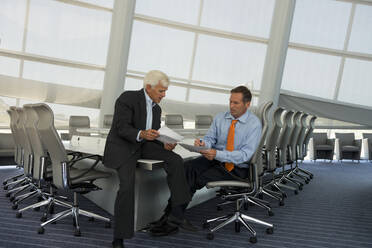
[156,126,184,144]
[179,143,209,153]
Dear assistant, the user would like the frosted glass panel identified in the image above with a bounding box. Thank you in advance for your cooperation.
[189,89,229,104]
[192,35,267,90]
[0,56,20,77]
[124,78,143,91]
[348,4,372,54]
[135,0,200,25]
[26,0,111,65]
[290,0,351,49]
[165,85,187,102]
[0,0,26,51]
[23,61,104,90]
[282,49,341,99]
[77,0,114,8]
[338,59,372,107]
[201,0,275,38]
[128,21,194,78]
[0,96,16,127]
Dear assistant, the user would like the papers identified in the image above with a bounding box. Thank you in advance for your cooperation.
[179,143,209,153]
[156,126,184,144]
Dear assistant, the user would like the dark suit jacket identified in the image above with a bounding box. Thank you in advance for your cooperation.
[103,89,161,169]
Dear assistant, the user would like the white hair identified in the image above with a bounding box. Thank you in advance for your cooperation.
[143,70,170,88]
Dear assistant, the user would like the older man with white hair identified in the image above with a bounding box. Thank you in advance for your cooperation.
[104,70,195,248]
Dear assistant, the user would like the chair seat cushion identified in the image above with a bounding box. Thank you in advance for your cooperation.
[341,146,360,152]
[315,145,333,151]
[206,180,251,189]
[70,168,111,185]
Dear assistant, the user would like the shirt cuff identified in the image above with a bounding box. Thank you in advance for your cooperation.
[136,130,142,142]
[215,150,226,162]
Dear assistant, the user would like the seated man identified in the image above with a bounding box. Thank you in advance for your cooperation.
[150,85,261,235]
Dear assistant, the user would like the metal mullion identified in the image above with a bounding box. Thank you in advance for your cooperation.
[19,0,30,79]
[186,0,204,102]
[54,0,113,12]
[333,3,356,100]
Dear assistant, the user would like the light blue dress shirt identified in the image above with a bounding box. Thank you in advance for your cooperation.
[202,109,262,168]
[136,89,156,141]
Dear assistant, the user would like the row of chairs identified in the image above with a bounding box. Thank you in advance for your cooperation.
[201,102,317,243]
[310,132,372,162]
[165,114,213,129]
[3,104,111,236]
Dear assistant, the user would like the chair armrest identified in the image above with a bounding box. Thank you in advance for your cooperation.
[326,138,335,148]
[354,139,362,149]
[68,154,102,181]
[335,138,340,160]
[309,138,315,160]
[362,138,369,159]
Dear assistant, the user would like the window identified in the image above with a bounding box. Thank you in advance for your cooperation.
[0,56,20,77]
[189,88,229,104]
[348,4,372,54]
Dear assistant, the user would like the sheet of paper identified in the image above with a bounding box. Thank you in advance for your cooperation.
[156,126,184,144]
[179,143,209,153]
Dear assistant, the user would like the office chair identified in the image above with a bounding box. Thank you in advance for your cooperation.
[165,114,184,129]
[299,115,317,179]
[202,102,274,243]
[309,133,334,161]
[362,133,372,161]
[68,115,91,140]
[103,114,113,129]
[195,115,213,129]
[32,103,111,236]
[335,133,361,162]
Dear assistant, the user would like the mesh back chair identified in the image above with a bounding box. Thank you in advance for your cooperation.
[362,133,372,161]
[335,133,361,162]
[68,116,91,140]
[195,115,213,129]
[303,116,317,159]
[103,114,113,129]
[32,103,111,236]
[296,113,309,161]
[309,133,334,161]
[3,107,24,188]
[165,114,184,129]
[202,102,274,244]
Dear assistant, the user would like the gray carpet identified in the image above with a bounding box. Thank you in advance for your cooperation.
[1,161,372,248]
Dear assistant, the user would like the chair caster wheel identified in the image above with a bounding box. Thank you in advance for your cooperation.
[34,207,40,212]
[88,217,95,222]
[202,222,210,229]
[207,232,214,240]
[235,222,240,233]
[268,210,274,216]
[16,212,22,218]
[105,221,111,228]
[266,227,274,234]
[249,236,257,243]
[12,204,18,210]
[74,228,81,237]
[10,196,15,202]
[310,175,313,179]
[2,181,6,185]
[305,180,309,184]
[282,193,287,198]
[216,205,223,211]
[40,216,47,222]
[6,192,11,197]
[4,186,8,190]
[279,200,285,206]
[294,190,298,195]
[38,227,45,234]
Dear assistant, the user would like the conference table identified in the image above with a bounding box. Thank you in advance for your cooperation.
[64,135,217,231]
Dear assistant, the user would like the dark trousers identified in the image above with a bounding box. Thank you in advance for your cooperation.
[114,141,191,239]
[185,156,249,197]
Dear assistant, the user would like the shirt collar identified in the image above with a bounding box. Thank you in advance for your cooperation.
[225,109,250,124]
[143,89,156,107]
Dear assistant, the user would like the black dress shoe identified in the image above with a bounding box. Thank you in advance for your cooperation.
[148,213,168,228]
[167,214,199,232]
[149,222,179,237]
[112,239,124,248]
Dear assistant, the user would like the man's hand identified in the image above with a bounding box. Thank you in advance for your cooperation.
[164,143,177,151]
[200,149,216,160]
[140,129,159,141]
[194,139,205,147]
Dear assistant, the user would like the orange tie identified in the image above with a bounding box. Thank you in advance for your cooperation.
[225,119,238,172]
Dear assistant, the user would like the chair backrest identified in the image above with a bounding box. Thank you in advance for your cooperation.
[165,114,184,129]
[265,107,285,170]
[33,103,69,189]
[103,114,113,128]
[335,133,355,146]
[24,104,48,180]
[7,107,22,164]
[277,110,294,165]
[250,101,273,176]
[303,115,317,156]
[288,111,303,160]
[362,133,372,145]
[69,115,90,139]
[195,115,213,129]
[296,113,309,158]
[15,107,34,176]
[312,133,328,145]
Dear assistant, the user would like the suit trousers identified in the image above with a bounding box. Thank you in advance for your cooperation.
[185,156,250,197]
[114,141,191,239]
